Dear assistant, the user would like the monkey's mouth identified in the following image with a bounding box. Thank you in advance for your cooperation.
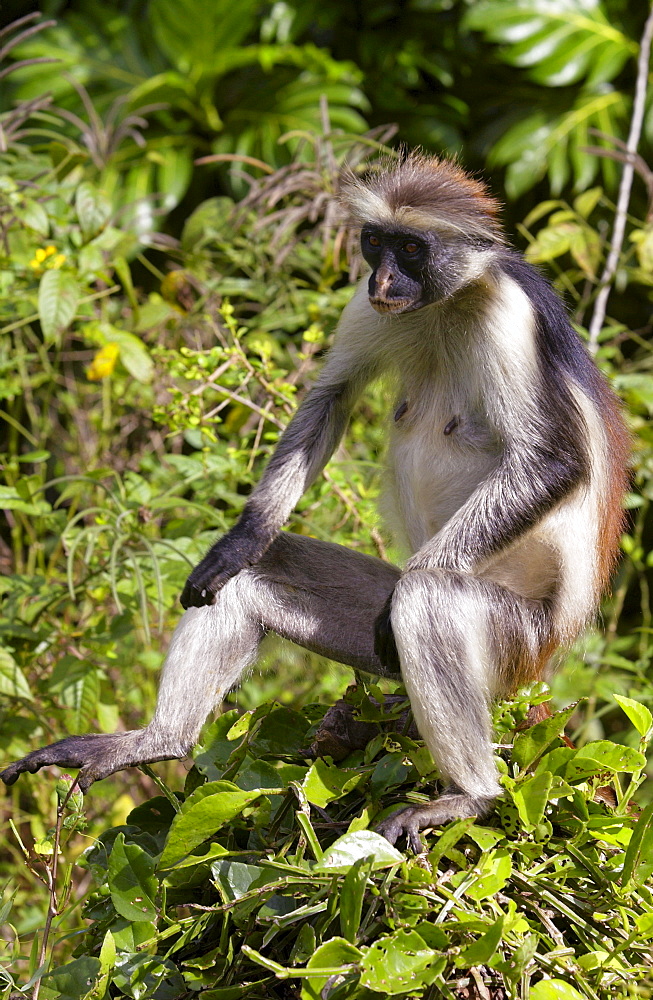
[369,296,416,314]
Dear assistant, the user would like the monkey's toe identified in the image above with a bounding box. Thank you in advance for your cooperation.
[1,733,145,790]
[376,792,496,852]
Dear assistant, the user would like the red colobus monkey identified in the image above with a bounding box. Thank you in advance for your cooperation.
[2,155,629,851]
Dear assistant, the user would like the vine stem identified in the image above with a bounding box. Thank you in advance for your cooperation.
[32,780,79,1000]
[587,3,653,353]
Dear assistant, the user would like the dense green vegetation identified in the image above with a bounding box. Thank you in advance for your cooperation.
[1,1,653,997]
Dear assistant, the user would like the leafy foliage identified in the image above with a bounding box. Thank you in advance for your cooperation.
[10,688,653,999]
[2,4,653,999]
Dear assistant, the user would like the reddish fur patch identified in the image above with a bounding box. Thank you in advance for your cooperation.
[595,381,631,594]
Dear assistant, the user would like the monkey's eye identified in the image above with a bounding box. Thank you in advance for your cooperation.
[402,242,419,254]
[367,234,380,247]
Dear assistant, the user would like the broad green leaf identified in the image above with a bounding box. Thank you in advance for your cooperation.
[314,830,403,872]
[613,695,652,738]
[38,270,79,341]
[360,929,442,995]
[301,939,362,1000]
[250,706,311,754]
[512,770,552,831]
[465,848,512,901]
[564,741,645,781]
[0,486,51,516]
[44,957,101,1000]
[465,0,634,89]
[159,781,264,867]
[15,201,49,236]
[512,702,577,770]
[111,954,185,1000]
[302,758,364,807]
[530,980,586,1000]
[107,834,157,922]
[82,321,154,383]
[574,186,602,217]
[0,647,33,701]
[614,374,653,413]
[76,182,111,239]
[211,861,275,910]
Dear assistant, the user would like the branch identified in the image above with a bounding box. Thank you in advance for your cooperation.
[587,3,653,353]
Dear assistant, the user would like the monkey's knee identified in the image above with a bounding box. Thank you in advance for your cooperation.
[389,568,463,646]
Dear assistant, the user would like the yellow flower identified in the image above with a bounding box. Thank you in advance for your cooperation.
[87,342,120,381]
[29,245,61,270]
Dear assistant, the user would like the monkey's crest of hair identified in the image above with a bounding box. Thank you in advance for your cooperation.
[341,153,504,243]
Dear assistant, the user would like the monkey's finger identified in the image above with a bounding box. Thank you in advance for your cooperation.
[180,580,218,609]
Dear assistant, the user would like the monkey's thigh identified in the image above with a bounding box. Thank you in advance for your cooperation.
[251,532,401,677]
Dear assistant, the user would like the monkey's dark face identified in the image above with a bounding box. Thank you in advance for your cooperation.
[361,226,464,314]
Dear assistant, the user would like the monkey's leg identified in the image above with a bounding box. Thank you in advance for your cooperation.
[377,568,550,852]
[1,583,265,791]
[1,534,399,791]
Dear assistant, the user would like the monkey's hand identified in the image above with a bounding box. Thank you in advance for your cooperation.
[374,594,401,673]
[180,521,271,609]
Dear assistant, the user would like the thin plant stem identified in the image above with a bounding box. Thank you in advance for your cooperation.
[588,4,653,352]
[32,780,80,1000]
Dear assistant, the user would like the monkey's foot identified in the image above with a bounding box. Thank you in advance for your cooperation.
[1,731,180,793]
[376,791,496,853]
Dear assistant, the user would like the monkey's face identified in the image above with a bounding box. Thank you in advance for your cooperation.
[361,226,466,314]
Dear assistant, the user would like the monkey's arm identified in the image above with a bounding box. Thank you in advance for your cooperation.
[411,435,586,575]
[181,347,379,609]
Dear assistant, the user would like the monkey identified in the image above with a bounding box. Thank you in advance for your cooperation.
[1,154,629,852]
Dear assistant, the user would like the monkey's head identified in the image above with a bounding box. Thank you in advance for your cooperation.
[341,153,504,314]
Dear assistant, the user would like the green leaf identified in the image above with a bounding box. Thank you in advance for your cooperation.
[0,486,51,516]
[459,915,505,966]
[574,186,602,217]
[107,833,157,922]
[82,321,154,383]
[340,855,372,942]
[159,781,264,867]
[530,980,586,1000]
[44,957,101,1000]
[38,270,79,341]
[15,201,49,236]
[75,182,111,239]
[512,702,577,770]
[150,0,259,71]
[300,939,362,1000]
[465,0,634,89]
[465,848,512,901]
[302,758,364,807]
[613,694,653,738]
[314,830,403,872]
[0,647,33,701]
[360,929,442,995]
[211,860,264,900]
[564,741,646,780]
[622,800,653,885]
[614,374,653,413]
[512,770,552,832]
